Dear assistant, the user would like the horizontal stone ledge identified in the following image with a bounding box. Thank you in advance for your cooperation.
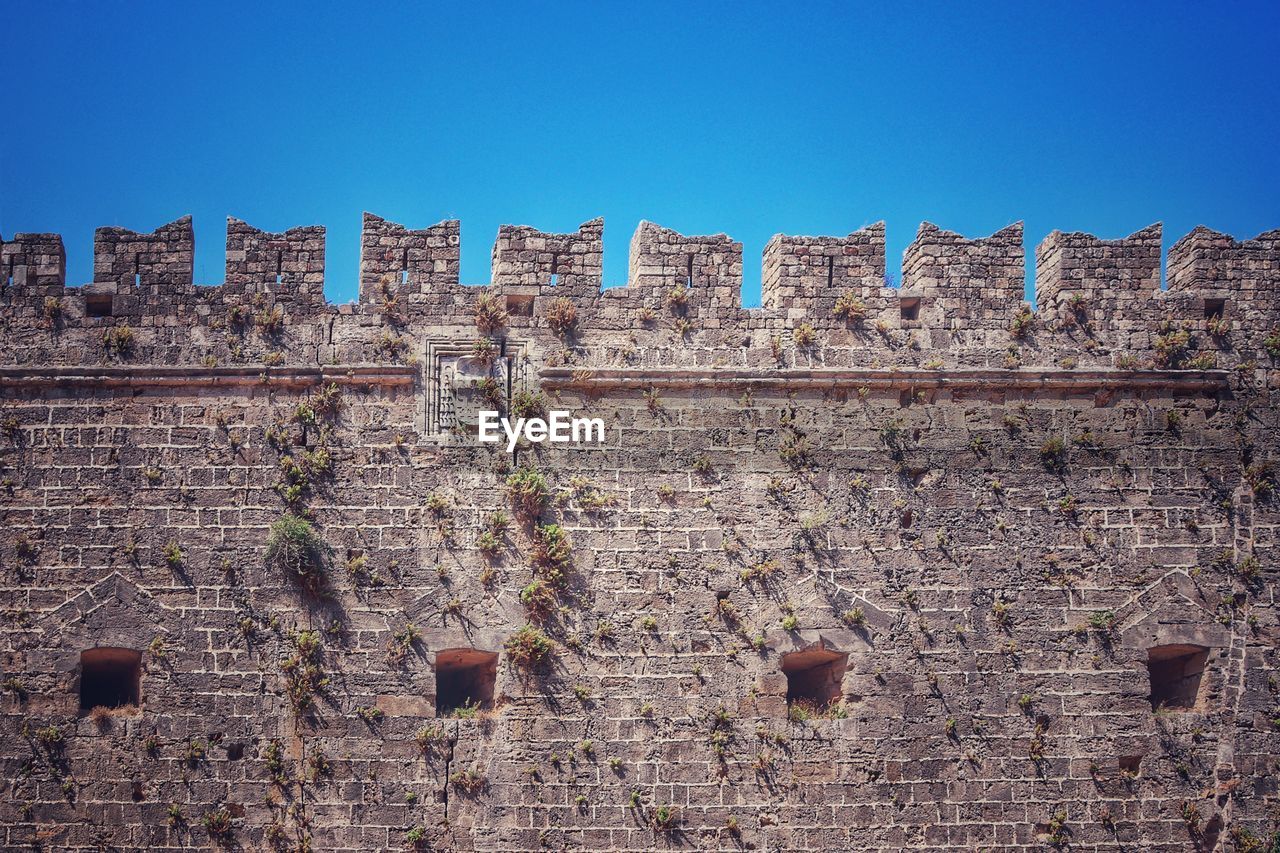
[539,366,1232,394]
[0,364,418,390]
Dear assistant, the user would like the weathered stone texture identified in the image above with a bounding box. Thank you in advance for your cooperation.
[0,213,1278,852]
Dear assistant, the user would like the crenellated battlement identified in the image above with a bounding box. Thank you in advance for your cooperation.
[359,213,460,302]
[1167,226,1280,331]
[1034,225,1164,349]
[1,213,1277,372]
[621,221,743,311]
[224,218,326,308]
[904,222,1025,329]
[94,216,195,291]
[761,223,885,321]
[1,232,66,291]
[491,218,602,298]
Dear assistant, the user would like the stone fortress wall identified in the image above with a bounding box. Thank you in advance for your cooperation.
[1,212,1278,851]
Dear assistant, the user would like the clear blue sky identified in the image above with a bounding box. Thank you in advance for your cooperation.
[3,1,1278,305]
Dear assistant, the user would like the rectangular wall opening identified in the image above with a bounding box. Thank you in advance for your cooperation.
[435,648,498,717]
[1147,644,1209,712]
[85,293,114,318]
[1203,298,1226,320]
[900,297,920,322]
[79,647,143,712]
[781,644,847,712]
[505,294,535,317]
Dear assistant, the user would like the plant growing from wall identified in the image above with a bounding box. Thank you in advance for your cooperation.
[1009,305,1035,339]
[651,805,679,832]
[1045,808,1069,845]
[476,529,502,557]
[643,387,662,413]
[505,625,553,669]
[276,448,332,506]
[1152,320,1193,368]
[200,806,233,841]
[545,298,577,338]
[306,745,332,780]
[475,376,505,408]
[1245,462,1275,499]
[42,296,63,324]
[310,382,342,420]
[147,636,169,662]
[833,292,867,323]
[162,541,183,569]
[386,623,421,666]
[991,600,1012,630]
[471,337,497,365]
[1088,610,1116,632]
[256,305,284,335]
[667,283,689,311]
[520,578,558,616]
[35,724,64,748]
[373,331,408,362]
[841,607,866,627]
[263,739,287,785]
[282,630,328,712]
[449,768,486,794]
[1039,437,1068,473]
[1206,313,1230,338]
[355,705,384,725]
[510,390,547,420]
[265,514,330,593]
[475,293,507,333]
[505,467,550,520]
[183,739,207,766]
[1179,800,1200,832]
[414,723,446,755]
[102,326,135,356]
[778,432,811,467]
[1263,328,1280,359]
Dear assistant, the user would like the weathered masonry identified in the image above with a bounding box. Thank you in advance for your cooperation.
[1,213,1278,851]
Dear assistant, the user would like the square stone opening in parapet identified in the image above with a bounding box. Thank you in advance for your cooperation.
[899,297,920,323]
[79,647,142,713]
[1203,298,1226,320]
[504,290,537,317]
[85,293,114,318]
[435,648,498,717]
[1147,644,1209,712]
[781,644,847,711]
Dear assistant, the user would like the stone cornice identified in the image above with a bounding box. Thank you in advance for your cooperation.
[0,364,417,391]
[538,366,1232,394]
